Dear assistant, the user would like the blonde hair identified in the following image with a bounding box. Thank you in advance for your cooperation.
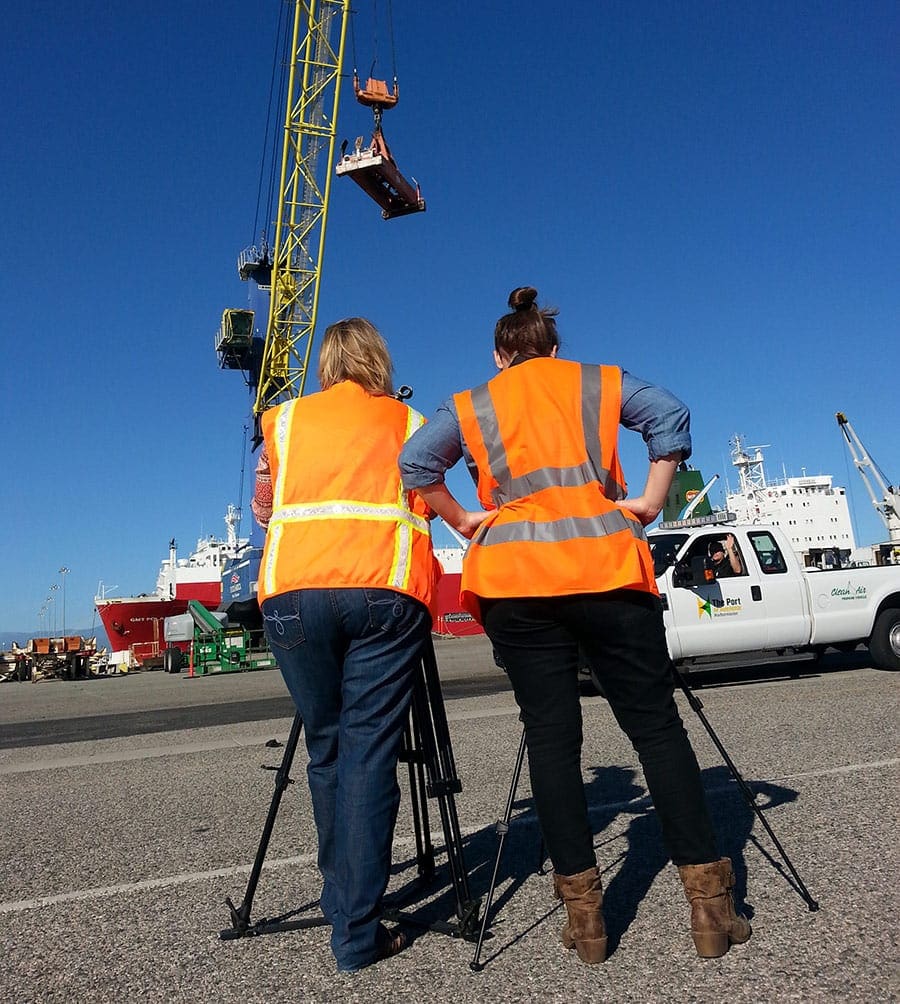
[317,317,394,396]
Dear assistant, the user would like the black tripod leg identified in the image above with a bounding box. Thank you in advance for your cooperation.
[221,711,304,938]
[405,638,481,938]
[672,666,819,911]
[470,725,527,972]
[400,714,436,882]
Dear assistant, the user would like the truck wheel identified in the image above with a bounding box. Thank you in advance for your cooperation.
[869,609,900,671]
[163,647,184,674]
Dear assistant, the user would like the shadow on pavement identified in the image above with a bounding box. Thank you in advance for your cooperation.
[382,758,803,966]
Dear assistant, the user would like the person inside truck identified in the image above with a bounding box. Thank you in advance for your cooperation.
[709,534,743,577]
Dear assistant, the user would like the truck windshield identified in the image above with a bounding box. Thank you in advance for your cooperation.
[648,533,688,576]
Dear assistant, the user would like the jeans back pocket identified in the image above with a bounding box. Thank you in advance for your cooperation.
[262,593,306,651]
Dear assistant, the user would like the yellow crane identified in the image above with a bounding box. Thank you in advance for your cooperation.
[213,0,425,618]
[253,0,350,416]
[216,0,423,430]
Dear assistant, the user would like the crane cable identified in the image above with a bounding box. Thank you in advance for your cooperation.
[253,3,292,250]
[349,0,399,89]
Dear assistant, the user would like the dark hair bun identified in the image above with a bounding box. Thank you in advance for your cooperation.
[508,286,538,312]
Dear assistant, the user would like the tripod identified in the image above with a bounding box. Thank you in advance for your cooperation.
[469,663,818,971]
[220,637,480,942]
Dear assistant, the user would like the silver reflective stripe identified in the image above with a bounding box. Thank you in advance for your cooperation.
[477,509,647,546]
[469,383,507,505]
[467,366,624,504]
[405,407,426,439]
[268,501,428,592]
[581,364,603,491]
[392,521,412,590]
[504,461,599,500]
[263,522,283,596]
[580,365,625,501]
[272,401,294,510]
[271,501,430,534]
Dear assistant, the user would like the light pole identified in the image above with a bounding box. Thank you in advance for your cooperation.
[46,594,56,636]
[49,584,60,636]
[59,567,70,638]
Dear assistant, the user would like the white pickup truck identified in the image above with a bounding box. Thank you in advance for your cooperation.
[646,516,900,674]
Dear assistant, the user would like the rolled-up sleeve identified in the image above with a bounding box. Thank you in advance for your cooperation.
[620,371,692,461]
[400,399,466,490]
[251,448,274,529]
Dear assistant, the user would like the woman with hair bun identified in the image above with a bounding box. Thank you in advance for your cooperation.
[400,287,750,964]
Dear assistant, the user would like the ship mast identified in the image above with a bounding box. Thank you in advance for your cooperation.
[731,435,771,495]
[224,504,240,552]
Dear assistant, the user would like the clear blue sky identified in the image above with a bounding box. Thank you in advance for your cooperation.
[3,1,898,635]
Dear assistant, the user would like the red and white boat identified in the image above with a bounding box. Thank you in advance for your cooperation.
[95,507,247,666]
[97,511,481,665]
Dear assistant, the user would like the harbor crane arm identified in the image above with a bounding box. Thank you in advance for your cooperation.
[217,0,425,439]
[836,411,900,543]
[252,0,352,420]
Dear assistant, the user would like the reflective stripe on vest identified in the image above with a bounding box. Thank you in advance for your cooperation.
[476,508,647,547]
[469,365,625,507]
[262,399,428,597]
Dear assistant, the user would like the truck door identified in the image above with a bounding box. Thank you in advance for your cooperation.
[745,530,809,647]
[663,532,769,658]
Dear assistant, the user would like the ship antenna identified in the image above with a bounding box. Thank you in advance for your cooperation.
[225,504,239,551]
[234,423,249,540]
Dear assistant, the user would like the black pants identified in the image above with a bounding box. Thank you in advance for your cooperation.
[482,590,718,875]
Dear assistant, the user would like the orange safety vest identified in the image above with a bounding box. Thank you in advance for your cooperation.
[453,358,657,619]
[258,381,437,617]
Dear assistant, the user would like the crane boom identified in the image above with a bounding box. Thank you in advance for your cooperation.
[252,0,351,418]
[836,411,900,544]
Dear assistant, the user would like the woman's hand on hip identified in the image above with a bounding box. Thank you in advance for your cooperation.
[616,496,662,527]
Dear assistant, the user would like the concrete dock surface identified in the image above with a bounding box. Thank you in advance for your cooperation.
[1,637,897,1003]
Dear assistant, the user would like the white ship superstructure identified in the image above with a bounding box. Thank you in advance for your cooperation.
[725,436,855,566]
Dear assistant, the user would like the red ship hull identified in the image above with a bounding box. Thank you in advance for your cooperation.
[433,573,483,637]
[96,580,222,665]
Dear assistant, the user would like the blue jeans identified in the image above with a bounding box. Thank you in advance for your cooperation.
[482,590,718,874]
[262,588,431,971]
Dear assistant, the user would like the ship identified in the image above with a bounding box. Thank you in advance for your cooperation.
[95,506,248,666]
[666,435,857,569]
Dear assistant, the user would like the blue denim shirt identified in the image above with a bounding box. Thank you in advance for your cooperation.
[399,369,691,491]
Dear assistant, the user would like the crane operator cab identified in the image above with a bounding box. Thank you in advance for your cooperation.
[335,74,426,220]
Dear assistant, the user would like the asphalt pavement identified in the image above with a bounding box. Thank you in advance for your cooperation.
[0,637,897,1003]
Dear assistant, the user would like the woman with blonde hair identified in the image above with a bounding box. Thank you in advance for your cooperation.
[252,317,437,972]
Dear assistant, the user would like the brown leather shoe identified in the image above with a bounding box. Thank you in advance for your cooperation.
[553,866,608,964]
[677,858,752,958]
[375,923,407,961]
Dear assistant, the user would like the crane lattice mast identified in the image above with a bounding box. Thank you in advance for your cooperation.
[253,0,351,418]
[836,412,900,544]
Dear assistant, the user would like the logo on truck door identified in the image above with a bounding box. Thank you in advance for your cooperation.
[697,596,743,619]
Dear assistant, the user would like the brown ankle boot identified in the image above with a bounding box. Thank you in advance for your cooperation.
[553,866,608,964]
[677,857,752,958]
